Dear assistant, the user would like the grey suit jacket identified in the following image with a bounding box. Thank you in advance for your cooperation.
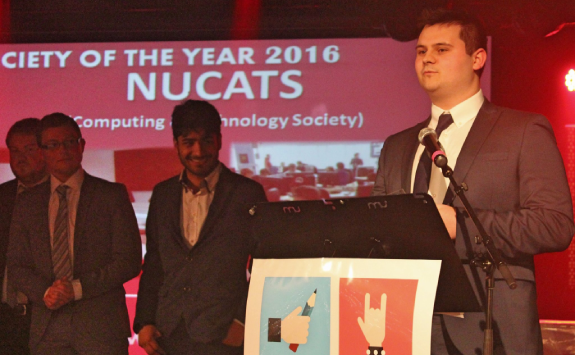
[373,100,574,354]
[7,173,142,349]
[134,164,267,343]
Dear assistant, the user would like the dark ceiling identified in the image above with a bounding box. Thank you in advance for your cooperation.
[2,0,575,44]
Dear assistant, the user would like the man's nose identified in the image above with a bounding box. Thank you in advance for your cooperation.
[192,141,205,155]
[14,154,27,163]
[423,51,435,63]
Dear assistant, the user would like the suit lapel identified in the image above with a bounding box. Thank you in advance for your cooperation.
[74,174,95,263]
[197,165,236,244]
[402,119,430,193]
[5,180,17,220]
[36,181,54,279]
[75,174,93,238]
[169,178,188,249]
[452,100,500,184]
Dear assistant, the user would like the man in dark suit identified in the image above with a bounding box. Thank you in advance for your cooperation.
[134,100,267,355]
[0,118,47,355]
[372,9,574,355]
[7,113,142,354]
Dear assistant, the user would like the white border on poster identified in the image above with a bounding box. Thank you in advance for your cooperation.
[245,258,441,355]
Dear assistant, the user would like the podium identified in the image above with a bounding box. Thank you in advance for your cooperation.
[250,193,481,313]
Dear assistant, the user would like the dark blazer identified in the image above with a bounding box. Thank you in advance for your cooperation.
[0,179,17,280]
[0,179,31,354]
[7,173,142,349]
[373,100,574,354]
[134,164,267,343]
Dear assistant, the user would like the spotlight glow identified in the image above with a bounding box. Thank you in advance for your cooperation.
[566,69,575,91]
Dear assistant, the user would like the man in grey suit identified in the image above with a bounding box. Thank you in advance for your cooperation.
[134,100,267,355]
[8,113,142,354]
[0,118,47,355]
[372,9,574,355]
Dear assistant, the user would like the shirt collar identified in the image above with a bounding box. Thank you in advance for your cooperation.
[179,162,221,194]
[17,175,49,194]
[51,168,85,194]
[430,89,484,128]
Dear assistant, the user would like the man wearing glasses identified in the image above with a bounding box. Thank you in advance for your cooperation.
[0,118,47,355]
[7,113,142,355]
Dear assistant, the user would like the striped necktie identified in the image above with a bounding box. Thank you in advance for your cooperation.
[52,185,73,280]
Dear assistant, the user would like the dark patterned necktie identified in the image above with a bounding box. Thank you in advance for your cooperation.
[52,185,73,280]
[413,113,454,194]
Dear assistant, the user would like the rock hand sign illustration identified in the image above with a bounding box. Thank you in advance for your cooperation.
[358,293,387,355]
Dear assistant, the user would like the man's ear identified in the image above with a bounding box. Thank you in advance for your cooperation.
[472,48,487,71]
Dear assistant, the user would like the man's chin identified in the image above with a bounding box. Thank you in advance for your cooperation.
[419,80,438,91]
[187,165,214,178]
[12,168,30,178]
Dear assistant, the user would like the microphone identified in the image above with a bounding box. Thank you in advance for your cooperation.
[418,127,448,168]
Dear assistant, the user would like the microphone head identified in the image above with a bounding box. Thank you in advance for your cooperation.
[418,127,437,143]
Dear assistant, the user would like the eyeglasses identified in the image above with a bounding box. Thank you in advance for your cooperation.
[41,138,83,151]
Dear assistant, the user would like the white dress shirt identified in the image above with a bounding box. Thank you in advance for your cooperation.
[411,90,484,318]
[411,90,485,195]
[180,163,221,248]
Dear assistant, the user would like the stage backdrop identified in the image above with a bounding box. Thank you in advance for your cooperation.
[0,38,492,354]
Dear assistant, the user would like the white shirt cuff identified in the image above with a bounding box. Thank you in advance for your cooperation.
[72,279,82,300]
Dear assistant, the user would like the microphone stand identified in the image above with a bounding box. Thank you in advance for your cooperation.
[435,160,516,355]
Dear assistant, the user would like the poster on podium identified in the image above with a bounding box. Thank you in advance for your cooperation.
[245,258,441,355]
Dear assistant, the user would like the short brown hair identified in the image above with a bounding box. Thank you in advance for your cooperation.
[171,100,221,140]
[418,8,487,56]
[39,113,82,145]
[5,118,41,146]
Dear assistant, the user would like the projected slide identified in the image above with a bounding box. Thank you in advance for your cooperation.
[0,38,491,197]
[0,37,490,354]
